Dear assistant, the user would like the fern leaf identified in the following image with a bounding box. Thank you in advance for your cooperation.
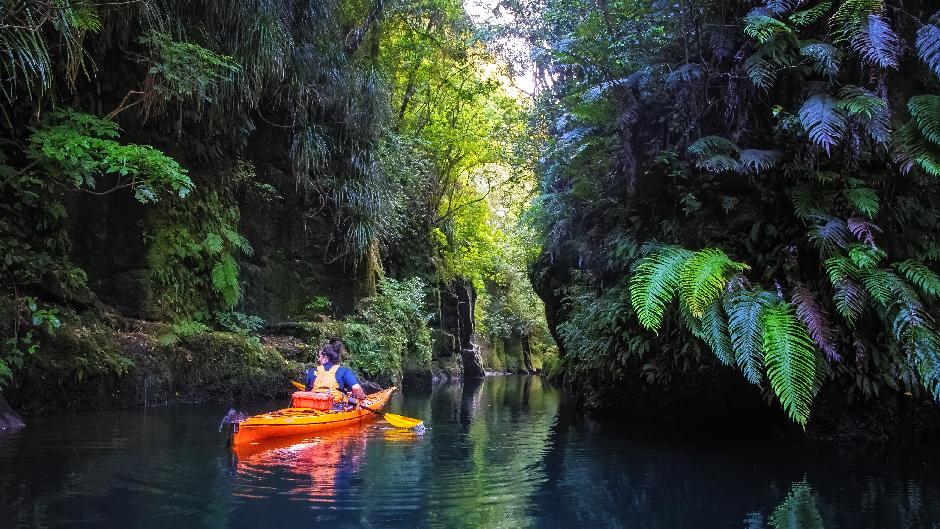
[834,279,867,325]
[665,63,704,88]
[630,247,694,332]
[916,18,940,77]
[688,135,742,156]
[726,290,776,384]
[893,121,940,177]
[697,154,742,173]
[809,214,849,256]
[680,249,749,318]
[847,217,882,247]
[799,92,846,153]
[908,95,940,145]
[744,51,778,89]
[905,324,940,403]
[859,268,896,306]
[848,243,886,269]
[766,0,804,16]
[837,86,887,119]
[745,10,795,43]
[895,260,940,298]
[800,41,842,78]
[739,149,782,173]
[211,254,240,308]
[761,300,817,427]
[831,0,882,33]
[850,15,900,69]
[792,284,840,361]
[701,301,735,365]
[789,1,832,26]
[844,185,880,218]
[825,255,860,284]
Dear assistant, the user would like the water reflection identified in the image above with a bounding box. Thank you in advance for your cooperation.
[1,378,939,529]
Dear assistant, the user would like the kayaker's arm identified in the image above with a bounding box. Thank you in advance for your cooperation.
[350,384,367,401]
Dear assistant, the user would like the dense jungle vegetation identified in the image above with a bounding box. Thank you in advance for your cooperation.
[0,0,551,405]
[483,0,940,429]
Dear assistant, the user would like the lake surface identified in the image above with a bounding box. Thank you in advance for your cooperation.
[1,376,939,529]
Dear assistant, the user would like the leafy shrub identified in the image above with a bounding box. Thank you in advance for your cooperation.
[215,311,265,335]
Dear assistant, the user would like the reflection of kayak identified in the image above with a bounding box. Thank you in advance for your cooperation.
[230,387,396,447]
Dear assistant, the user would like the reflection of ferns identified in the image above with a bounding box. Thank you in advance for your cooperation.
[768,480,825,529]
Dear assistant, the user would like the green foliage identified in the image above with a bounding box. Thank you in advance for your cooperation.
[146,189,251,317]
[630,247,693,332]
[894,260,940,298]
[761,301,816,427]
[1,296,60,388]
[138,31,239,102]
[341,277,432,379]
[28,110,193,202]
[680,249,749,318]
[158,319,211,347]
[727,290,776,385]
[215,312,265,335]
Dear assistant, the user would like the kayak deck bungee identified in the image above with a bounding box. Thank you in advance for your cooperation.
[230,387,396,447]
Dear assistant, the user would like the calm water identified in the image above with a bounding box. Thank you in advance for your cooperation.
[1,376,939,529]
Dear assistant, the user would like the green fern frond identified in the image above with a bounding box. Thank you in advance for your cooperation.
[895,260,940,298]
[833,279,867,325]
[789,1,833,26]
[844,185,880,218]
[761,301,817,426]
[808,215,849,256]
[688,135,742,156]
[697,155,742,173]
[859,268,898,306]
[701,301,734,365]
[630,247,694,332]
[848,243,886,269]
[825,255,861,284]
[892,121,940,177]
[745,10,795,44]
[830,0,882,33]
[908,95,940,145]
[744,51,778,89]
[726,290,776,385]
[837,86,887,119]
[211,254,240,308]
[905,324,940,402]
[680,248,749,318]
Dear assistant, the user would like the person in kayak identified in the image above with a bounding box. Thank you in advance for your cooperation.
[304,343,367,405]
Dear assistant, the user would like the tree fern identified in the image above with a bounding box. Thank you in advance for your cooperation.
[792,285,840,361]
[761,300,817,427]
[701,300,734,365]
[908,95,940,145]
[789,1,832,27]
[895,260,940,298]
[679,248,749,318]
[916,15,940,77]
[726,290,776,384]
[799,90,846,153]
[630,247,694,332]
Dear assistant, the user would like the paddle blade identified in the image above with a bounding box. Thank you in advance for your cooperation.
[291,380,305,391]
[383,413,424,429]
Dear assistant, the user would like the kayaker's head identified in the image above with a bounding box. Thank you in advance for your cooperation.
[318,344,340,366]
[330,338,346,357]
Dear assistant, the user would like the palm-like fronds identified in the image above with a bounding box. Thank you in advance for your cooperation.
[916,15,940,77]
[895,260,940,298]
[630,247,694,332]
[761,300,817,426]
[792,285,840,361]
[679,248,749,318]
[740,149,783,172]
[726,289,776,384]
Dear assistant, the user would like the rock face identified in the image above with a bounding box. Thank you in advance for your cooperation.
[440,278,484,379]
[0,393,25,430]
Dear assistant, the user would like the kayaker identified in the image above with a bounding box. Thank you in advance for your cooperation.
[304,343,367,404]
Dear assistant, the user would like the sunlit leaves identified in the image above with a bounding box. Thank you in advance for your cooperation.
[630,247,694,332]
[680,249,749,318]
[761,301,816,426]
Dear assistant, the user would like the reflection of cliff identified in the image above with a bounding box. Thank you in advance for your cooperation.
[233,427,367,498]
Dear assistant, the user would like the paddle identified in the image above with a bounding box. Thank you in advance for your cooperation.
[291,380,424,430]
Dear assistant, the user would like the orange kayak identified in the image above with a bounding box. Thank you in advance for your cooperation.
[230,387,396,447]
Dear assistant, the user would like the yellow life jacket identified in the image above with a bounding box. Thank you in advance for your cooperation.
[313,364,346,402]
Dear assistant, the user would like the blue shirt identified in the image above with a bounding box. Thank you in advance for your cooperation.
[304,363,359,392]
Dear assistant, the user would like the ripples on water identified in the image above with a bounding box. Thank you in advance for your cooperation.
[1,376,939,529]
